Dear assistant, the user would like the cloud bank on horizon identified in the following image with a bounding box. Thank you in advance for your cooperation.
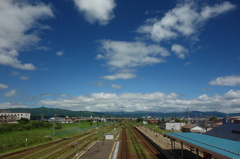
[0,0,240,113]
[37,90,240,113]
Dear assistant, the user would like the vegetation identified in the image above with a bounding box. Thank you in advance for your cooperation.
[18,118,30,124]
[0,121,58,133]
[0,120,107,154]
[171,117,188,123]
[208,116,218,121]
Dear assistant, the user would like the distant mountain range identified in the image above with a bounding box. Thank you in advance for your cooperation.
[0,107,239,118]
[0,107,103,118]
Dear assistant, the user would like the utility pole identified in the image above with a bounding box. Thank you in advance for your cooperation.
[186,107,191,123]
[97,120,99,129]
[79,116,81,132]
[113,116,115,129]
[121,106,124,126]
[121,106,124,118]
[52,114,56,141]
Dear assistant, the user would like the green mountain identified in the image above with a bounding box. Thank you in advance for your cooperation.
[1,107,239,119]
[0,107,103,117]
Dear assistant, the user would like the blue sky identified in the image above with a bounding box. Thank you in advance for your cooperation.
[0,0,240,113]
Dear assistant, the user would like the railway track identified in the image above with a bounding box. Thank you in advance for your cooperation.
[132,126,166,159]
[127,125,147,159]
[119,127,129,159]
[0,123,115,159]
[119,122,166,159]
[0,133,91,159]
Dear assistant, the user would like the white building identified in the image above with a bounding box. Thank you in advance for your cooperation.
[0,113,31,123]
[182,124,206,133]
[160,122,186,131]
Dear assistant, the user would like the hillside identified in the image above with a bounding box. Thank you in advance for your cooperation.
[1,107,239,118]
[0,107,103,117]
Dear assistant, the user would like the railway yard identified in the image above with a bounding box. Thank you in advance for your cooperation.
[0,121,200,159]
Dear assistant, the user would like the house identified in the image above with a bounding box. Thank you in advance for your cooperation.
[49,117,73,123]
[181,123,206,133]
[143,121,148,125]
[160,122,186,131]
[222,116,240,124]
[0,112,31,124]
[204,123,240,141]
[149,120,158,124]
[64,117,73,123]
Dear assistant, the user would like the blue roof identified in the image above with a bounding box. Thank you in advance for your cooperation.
[166,132,240,159]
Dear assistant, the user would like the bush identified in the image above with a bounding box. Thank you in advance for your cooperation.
[0,121,55,133]
[18,118,30,124]
[55,123,63,129]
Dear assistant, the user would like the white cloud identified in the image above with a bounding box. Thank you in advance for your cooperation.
[4,89,16,97]
[42,93,53,97]
[38,90,240,113]
[111,84,122,89]
[224,90,240,99]
[58,94,68,98]
[97,2,236,80]
[0,0,54,70]
[209,75,240,86]
[98,40,169,80]
[171,44,188,59]
[200,1,236,20]
[56,51,64,57]
[0,102,28,109]
[99,40,169,68]
[96,81,105,87]
[137,1,236,42]
[0,83,8,90]
[184,62,192,67]
[11,71,19,76]
[103,72,136,80]
[20,76,30,80]
[0,52,36,70]
[73,0,116,25]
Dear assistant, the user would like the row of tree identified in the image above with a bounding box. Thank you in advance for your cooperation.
[0,118,62,133]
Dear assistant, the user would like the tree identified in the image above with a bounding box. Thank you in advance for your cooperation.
[209,116,218,121]
[136,118,143,122]
[18,118,30,124]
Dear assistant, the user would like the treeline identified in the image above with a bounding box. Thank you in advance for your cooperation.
[0,120,62,133]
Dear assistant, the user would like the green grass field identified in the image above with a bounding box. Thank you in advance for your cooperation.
[0,121,106,154]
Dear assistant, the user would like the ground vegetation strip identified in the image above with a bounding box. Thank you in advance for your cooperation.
[0,122,116,158]
[0,121,110,155]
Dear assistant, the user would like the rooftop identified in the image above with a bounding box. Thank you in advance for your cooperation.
[205,123,240,141]
[166,132,240,159]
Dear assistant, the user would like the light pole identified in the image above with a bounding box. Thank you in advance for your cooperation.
[121,106,124,118]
